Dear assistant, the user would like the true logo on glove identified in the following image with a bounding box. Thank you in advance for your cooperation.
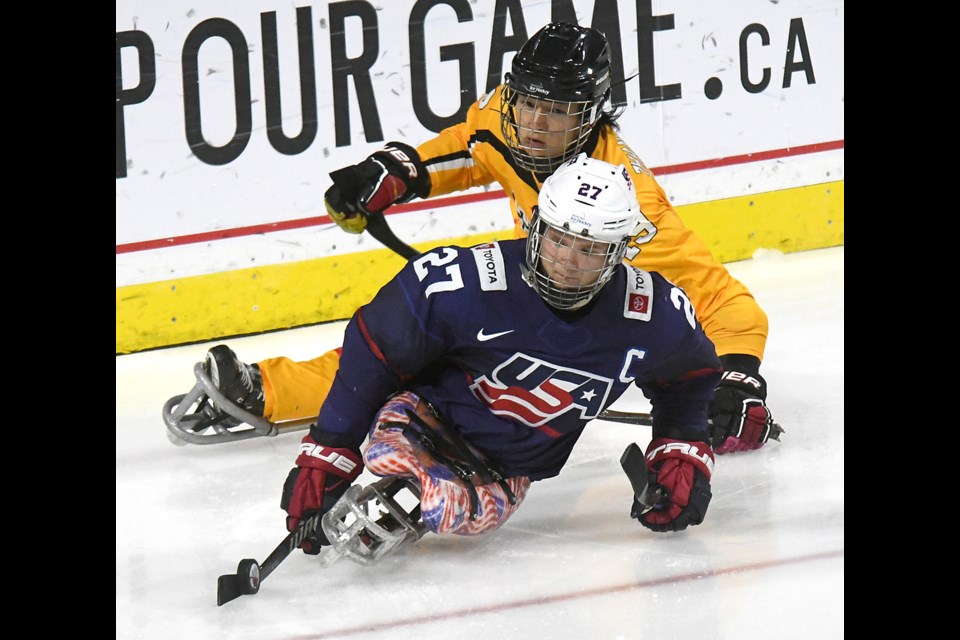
[646,441,715,474]
[298,443,359,474]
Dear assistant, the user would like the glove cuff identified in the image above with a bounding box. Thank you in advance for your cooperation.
[295,434,363,481]
[645,437,715,480]
[719,353,761,377]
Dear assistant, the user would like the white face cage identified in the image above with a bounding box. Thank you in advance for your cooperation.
[500,85,602,174]
[524,219,628,310]
[522,154,639,310]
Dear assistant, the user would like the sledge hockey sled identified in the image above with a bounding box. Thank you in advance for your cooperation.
[217,476,429,605]
[162,362,313,446]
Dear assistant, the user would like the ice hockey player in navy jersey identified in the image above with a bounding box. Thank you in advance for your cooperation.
[281,154,722,551]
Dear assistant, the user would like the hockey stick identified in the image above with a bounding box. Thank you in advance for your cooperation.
[217,477,425,606]
[217,511,322,606]
[599,410,652,426]
[171,406,651,447]
[364,209,422,260]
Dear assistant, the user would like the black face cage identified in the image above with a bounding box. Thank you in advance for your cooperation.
[499,85,603,174]
[523,216,627,310]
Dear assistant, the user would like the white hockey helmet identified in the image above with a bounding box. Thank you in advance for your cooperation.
[523,153,640,310]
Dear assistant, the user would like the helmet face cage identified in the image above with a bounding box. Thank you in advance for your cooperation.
[522,153,639,310]
[499,22,612,174]
[524,215,627,310]
[500,85,602,174]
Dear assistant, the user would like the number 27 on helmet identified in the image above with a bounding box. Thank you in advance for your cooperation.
[523,153,641,310]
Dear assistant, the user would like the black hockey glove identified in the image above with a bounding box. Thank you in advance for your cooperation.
[708,354,781,454]
[634,438,714,533]
[280,434,363,554]
[324,141,429,234]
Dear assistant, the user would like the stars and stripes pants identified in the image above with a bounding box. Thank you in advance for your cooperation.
[362,391,530,536]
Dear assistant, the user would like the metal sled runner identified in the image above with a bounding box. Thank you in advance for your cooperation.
[162,362,315,445]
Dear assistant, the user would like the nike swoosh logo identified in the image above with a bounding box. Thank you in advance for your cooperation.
[476,328,515,342]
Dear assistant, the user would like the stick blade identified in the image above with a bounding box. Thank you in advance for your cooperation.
[217,574,243,607]
[620,443,649,498]
[620,443,667,515]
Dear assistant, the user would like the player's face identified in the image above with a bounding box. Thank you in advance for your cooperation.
[514,95,586,159]
[538,226,611,289]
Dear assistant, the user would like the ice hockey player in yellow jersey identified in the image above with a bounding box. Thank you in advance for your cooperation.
[183,22,779,455]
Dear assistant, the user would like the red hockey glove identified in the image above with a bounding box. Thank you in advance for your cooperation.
[280,434,363,554]
[708,354,781,454]
[634,438,714,533]
[324,141,427,234]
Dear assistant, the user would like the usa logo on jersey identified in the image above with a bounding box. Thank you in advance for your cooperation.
[470,353,613,428]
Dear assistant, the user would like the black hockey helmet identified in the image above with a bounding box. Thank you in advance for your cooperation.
[500,23,613,173]
[507,22,612,104]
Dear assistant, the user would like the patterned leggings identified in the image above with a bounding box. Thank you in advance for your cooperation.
[362,392,530,536]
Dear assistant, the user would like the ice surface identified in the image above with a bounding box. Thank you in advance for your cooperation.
[116,246,843,640]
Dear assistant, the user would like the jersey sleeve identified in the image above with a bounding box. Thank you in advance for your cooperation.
[638,358,720,444]
[600,133,769,360]
[415,88,501,197]
[631,273,723,443]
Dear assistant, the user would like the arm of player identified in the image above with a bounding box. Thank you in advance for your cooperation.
[630,277,722,533]
[279,254,451,552]
[634,367,718,533]
[411,91,499,197]
[618,160,770,363]
[313,247,467,444]
[281,247,471,547]
[278,281,430,554]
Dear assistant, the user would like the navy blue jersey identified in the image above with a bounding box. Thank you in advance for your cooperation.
[315,239,721,481]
